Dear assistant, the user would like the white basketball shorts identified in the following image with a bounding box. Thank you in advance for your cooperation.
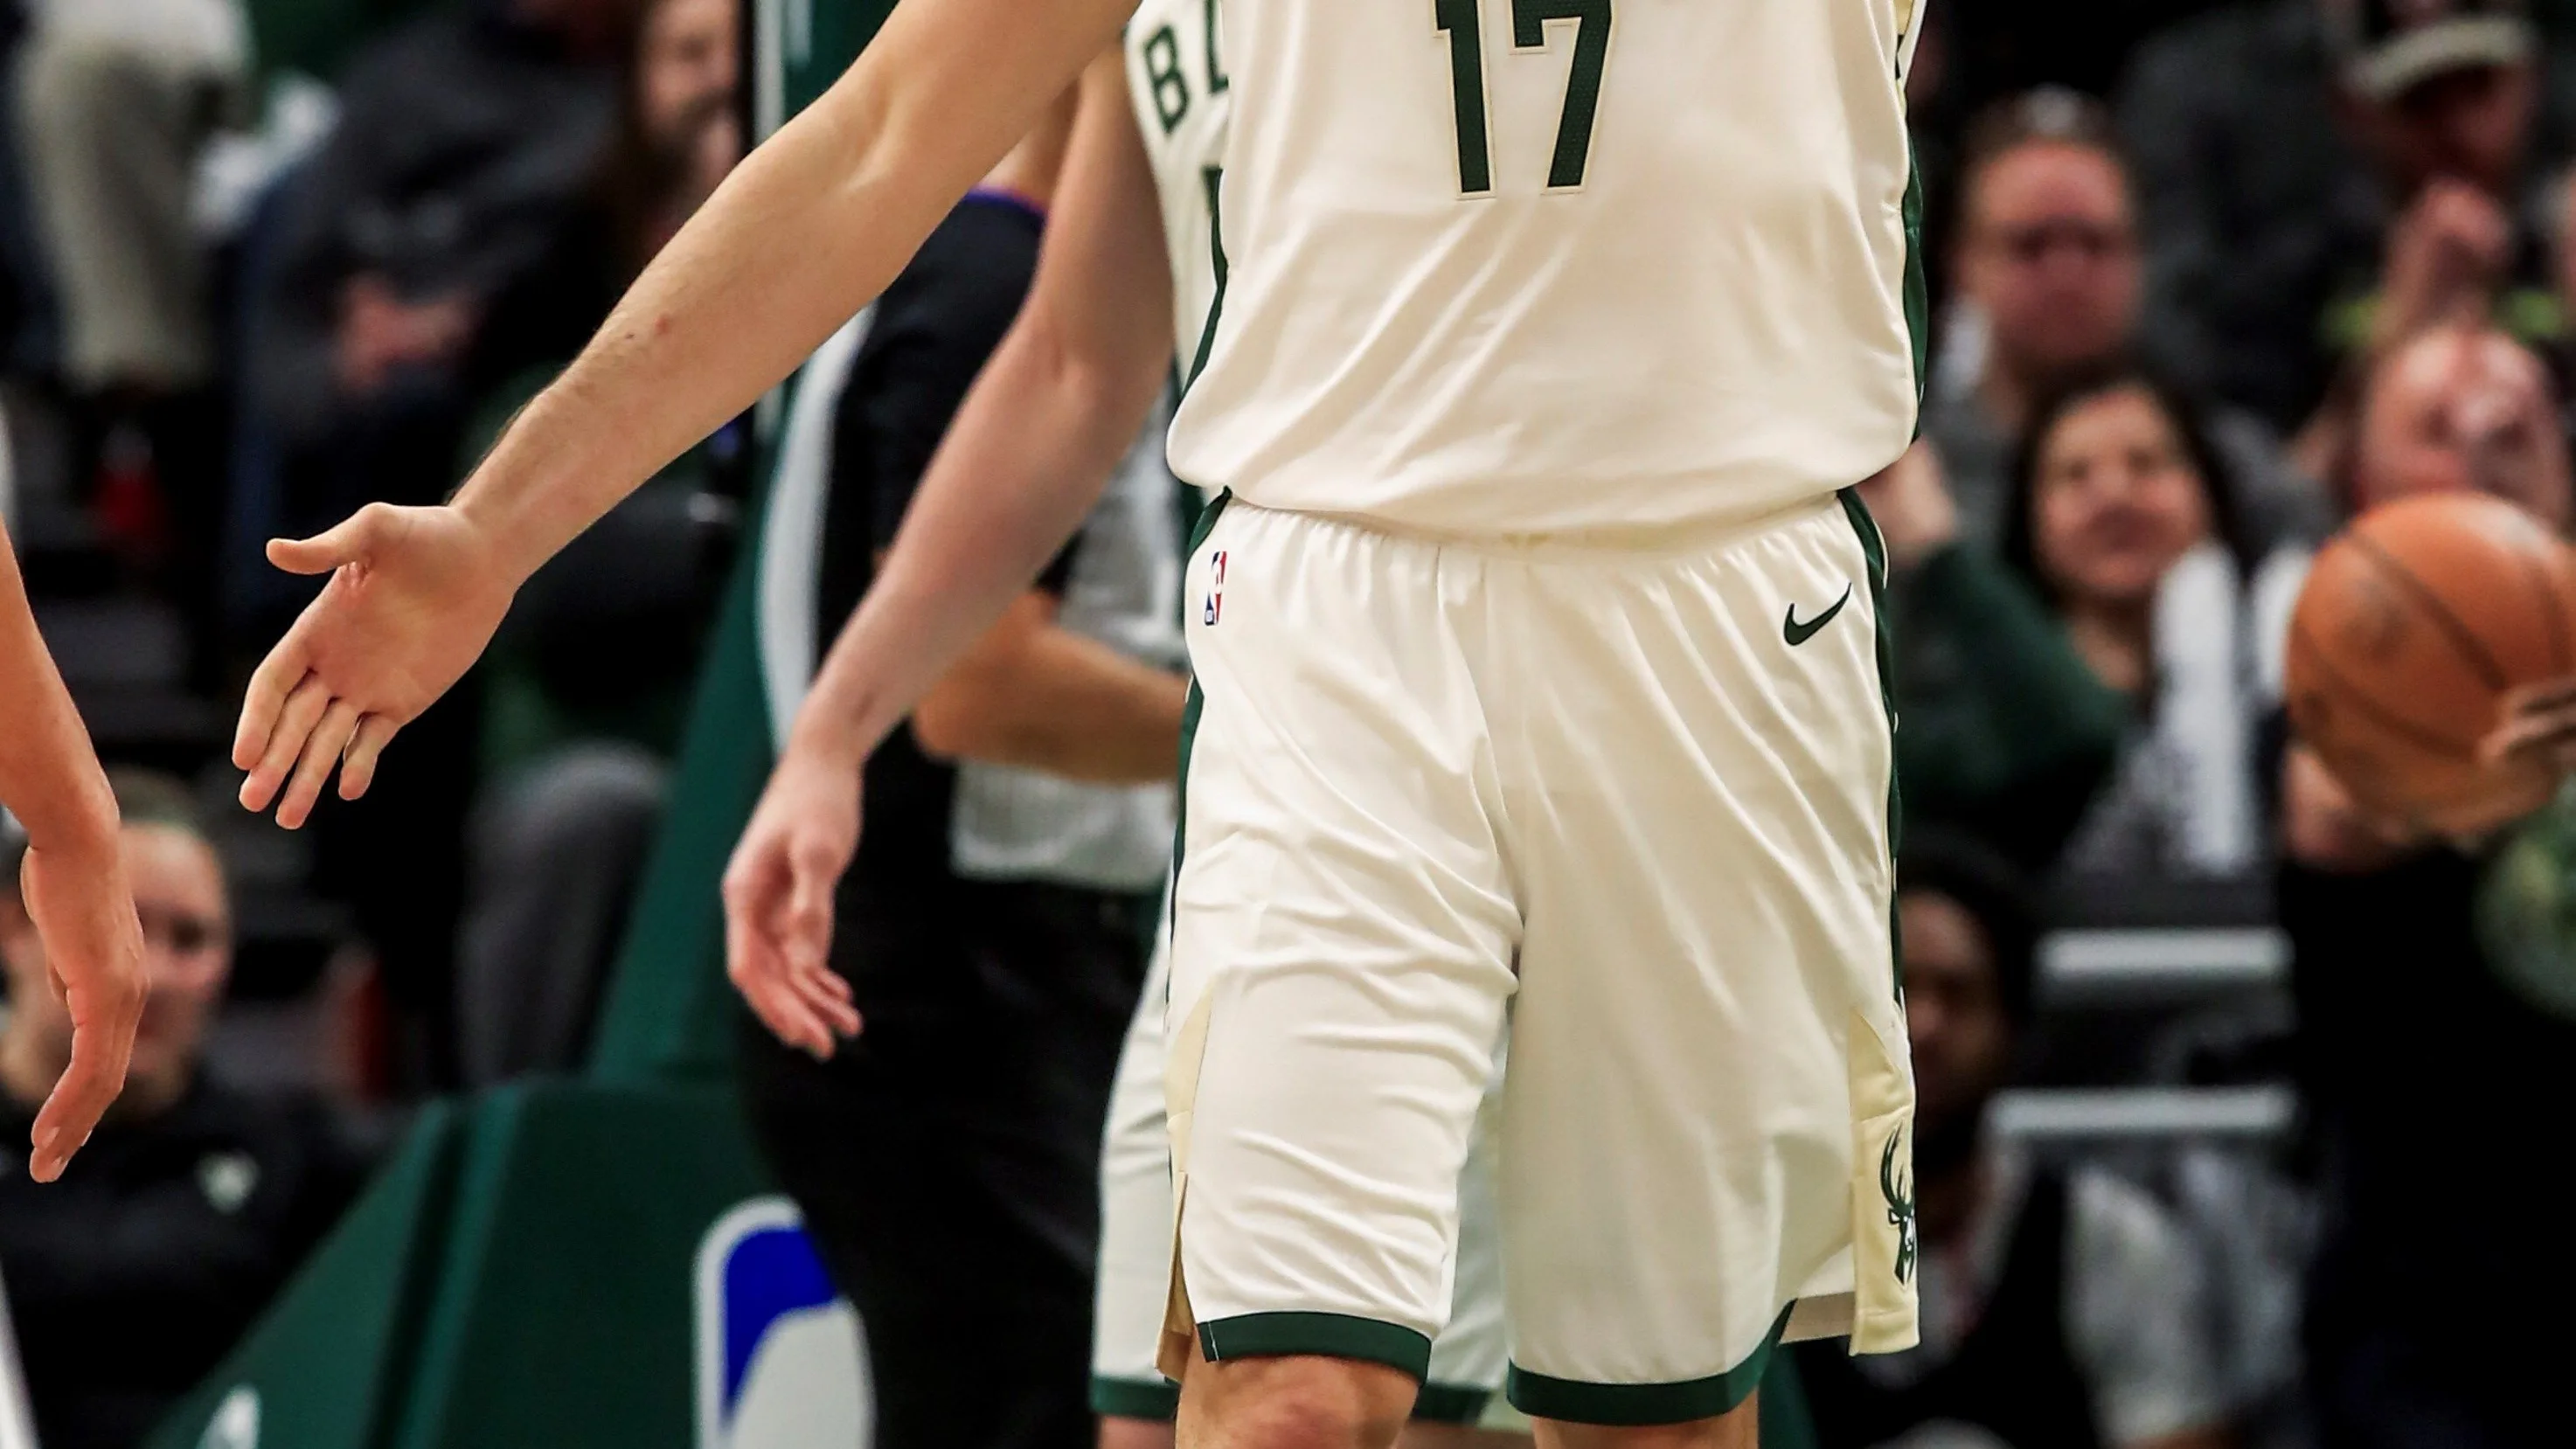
[1156,492,1919,1426]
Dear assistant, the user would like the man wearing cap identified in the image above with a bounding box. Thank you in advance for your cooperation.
[2120,0,2576,440]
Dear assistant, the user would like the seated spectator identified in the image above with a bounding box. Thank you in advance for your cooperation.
[0,768,370,1449]
[469,0,743,780]
[1928,89,2317,551]
[10,0,246,399]
[10,0,252,651]
[2276,322,2576,1447]
[238,0,636,1091]
[1795,834,2231,1449]
[2121,0,2574,441]
[241,0,633,597]
[1877,364,2299,878]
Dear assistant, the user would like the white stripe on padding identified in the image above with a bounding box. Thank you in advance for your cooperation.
[1989,1086,2295,1141]
[0,1263,38,1449]
[756,310,873,752]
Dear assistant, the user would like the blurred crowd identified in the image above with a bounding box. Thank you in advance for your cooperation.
[5,1,2576,1447]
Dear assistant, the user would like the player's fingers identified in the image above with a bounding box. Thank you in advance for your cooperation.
[2509,676,2576,718]
[240,676,335,816]
[788,959,862,1039]
[266,503,388,576]
[781,845,839,969]
[337,715,401,801]
[233,632,312,772]
[724,883,831,1058]
[2482,703,2576,764]
[277,699,364,830]
[29,984,141,1182]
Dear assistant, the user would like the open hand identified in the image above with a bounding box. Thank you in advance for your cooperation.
[20,837,144,1182]
[721,744,865,1058]
[2482,677,2576,775]
[233,503,518,828]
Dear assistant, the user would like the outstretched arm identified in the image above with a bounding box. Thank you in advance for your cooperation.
[0,524,143,1182]
[233,0,1137,827]
[725,50,1180,1057]
[802,49,1175,776]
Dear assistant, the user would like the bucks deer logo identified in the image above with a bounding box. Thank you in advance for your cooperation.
[1880,1126,1918,1285]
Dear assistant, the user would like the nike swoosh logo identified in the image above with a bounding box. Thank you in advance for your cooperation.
[1783,585,1854,648]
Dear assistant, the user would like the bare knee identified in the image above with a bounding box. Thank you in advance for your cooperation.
[1178,1355,1418,1449]
[1398,1425,1531,1447]
[1101,1414,1179,1449]
[1531,1390,1758,1449]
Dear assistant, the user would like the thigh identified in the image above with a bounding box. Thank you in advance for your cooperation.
[1494,500,1914,1425]
[1163,500,1520,1384]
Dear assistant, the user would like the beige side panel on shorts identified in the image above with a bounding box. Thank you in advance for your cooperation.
[1156,989,1216,1383]
[1846,1009,1921,1354]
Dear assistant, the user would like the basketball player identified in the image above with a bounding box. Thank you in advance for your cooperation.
[232,0,1929,1440]
[718,29,1515,1446]
[0,520,143,1184]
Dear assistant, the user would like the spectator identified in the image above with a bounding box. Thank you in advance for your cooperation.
[1875,364,2302,879]
[1794,833,2232,1449]
[10,0,252,658]
[241,0,632,585]
[11,0,246,399]
[1927,88,2319,551]
[0,768,370,1449]
[240,0,636,1088]
[2275,321,2576,1448]
[447,0,743,1085]
[469,0,743,780]
[1999,367,2300,882]
[2121,0,2575,439]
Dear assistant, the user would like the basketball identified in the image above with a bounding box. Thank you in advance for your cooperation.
[2285,492,2576,832]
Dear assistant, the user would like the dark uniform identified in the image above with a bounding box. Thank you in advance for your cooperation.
[733,191,1160,1449]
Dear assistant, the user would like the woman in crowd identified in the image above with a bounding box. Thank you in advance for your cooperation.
[0,769,368,1449]
[1880,361,2296,883]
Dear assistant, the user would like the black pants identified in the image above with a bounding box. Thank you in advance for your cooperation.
[738,876,1153,1449]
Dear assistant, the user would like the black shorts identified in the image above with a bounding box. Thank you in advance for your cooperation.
[736,876,1154,1449]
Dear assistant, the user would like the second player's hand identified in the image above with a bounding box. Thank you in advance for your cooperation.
[2482,677,2576,775]
[722,744,865,1058]
[20,837,144,1182]
[233,503,518,828]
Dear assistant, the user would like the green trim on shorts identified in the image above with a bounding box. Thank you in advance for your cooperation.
[1503,1306,1792,1426]
[1091,1375,1181,1421]
[1167,488,1231,935]
[1837,485,1904,1005]
[1090,1371,1485,1425]
[1197,1312,1434,1381]
[1412,1383,1495,1423]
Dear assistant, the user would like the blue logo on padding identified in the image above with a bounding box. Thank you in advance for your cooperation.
[695,1198,869,1448]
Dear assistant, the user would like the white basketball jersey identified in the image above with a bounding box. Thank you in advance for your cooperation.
[1124,0,1234,378]
[1165,0,1929,536]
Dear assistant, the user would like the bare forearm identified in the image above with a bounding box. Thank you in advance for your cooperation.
[794,363,1162,772]
[449,0,1129,584]
[920,626,1186,783]
[785,47,1176,772]
[0,532,115,855]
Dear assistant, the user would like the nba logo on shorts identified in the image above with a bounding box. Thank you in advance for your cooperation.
[695,1197,870,1449]
[1204,551,1227,625]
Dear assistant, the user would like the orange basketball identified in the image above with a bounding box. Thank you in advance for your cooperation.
[2284,492,2576,832]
